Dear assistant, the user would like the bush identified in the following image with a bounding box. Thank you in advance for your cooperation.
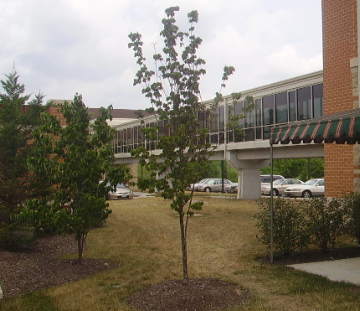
[16,199,61,236]
[305,198,347,251]
[0,224,35,251]
[343,193,360,245]
[255,198,310,256]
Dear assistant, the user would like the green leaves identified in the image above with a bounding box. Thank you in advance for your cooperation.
[128,6,235,279]
[0,71,49,217]
[22,93,129,261]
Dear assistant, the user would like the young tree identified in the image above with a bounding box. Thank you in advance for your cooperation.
[128,6,234,279]
[21,95,130,263]
[0,72,48,226]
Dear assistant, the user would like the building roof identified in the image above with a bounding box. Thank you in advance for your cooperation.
[47,100,151,120]
[87,108,150,120]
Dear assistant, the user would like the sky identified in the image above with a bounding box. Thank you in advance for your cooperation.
[0,0,323,109]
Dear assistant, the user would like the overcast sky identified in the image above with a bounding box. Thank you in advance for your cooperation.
[0,0,323,109]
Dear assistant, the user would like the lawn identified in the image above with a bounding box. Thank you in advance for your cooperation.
[1,197,360,311]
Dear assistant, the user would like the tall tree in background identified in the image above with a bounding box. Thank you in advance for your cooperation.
[21,95,130,263]
[129,6,234,279]
[0,72,48,226]
[261,158,324,180]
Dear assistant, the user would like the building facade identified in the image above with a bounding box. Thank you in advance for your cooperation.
[114,0,360,199]
[322,0,360,197]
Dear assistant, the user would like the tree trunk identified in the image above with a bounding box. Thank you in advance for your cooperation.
[77,233,86,264]
[179,212,188,280]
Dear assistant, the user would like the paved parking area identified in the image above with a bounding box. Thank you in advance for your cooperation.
[289,257,360,285]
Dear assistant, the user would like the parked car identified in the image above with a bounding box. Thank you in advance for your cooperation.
[261,178,304,196]
[284,178,325,198]
[260,175,285,194]
[197,178,233,192]
[260,174,285,183]
[225,182,238,193]
[188,178,210,191]
[108,183,134,199]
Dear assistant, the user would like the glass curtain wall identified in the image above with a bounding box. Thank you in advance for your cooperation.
[312,84,323,118]
[275,92,288,123]
[115,83,324,151]
[255,99,262,139]
[297,86,312,120]
[288,91,297,121]
[262,95,274,139]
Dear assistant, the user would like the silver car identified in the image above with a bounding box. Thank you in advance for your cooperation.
[225,182,238,193]
[260,175,285,195]
[262,178,304,196]
[109,184,134,199]
[189,178,210,191]
[284,178,325,198]
[197,178,233,192]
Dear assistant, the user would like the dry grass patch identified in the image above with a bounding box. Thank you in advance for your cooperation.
[1,197,360,311]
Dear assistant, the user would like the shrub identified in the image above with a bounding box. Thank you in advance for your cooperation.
[255,198,310,256]
[305,198,347,251]
[0,224,35,251]
[343,193,360,245]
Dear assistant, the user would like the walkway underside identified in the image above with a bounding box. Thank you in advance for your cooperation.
[115,143,324,200]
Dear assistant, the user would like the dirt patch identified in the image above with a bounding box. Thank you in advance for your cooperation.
[0,235,117,298]
[127,278,249,311]
[260,246,360,265]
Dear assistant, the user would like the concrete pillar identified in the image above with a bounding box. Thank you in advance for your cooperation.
[238,168,262,200]
[227,151,268,200]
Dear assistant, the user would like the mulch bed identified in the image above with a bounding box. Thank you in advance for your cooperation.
[0,235,117,298]
[127,278,250,311]
[260,246,360,265]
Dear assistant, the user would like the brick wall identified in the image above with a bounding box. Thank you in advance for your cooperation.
[47,105,66,126]
[322,0,358,197]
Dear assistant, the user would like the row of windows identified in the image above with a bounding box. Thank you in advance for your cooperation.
[114,83,323,152]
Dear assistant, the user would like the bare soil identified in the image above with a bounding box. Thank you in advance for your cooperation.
[0,235,117,298]
[127,278,249,311]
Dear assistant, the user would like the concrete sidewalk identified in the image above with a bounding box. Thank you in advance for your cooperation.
[289,257,360,285]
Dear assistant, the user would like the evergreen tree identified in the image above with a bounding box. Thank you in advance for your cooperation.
[0,72,47,225]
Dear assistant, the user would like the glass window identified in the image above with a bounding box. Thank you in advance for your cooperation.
[275,92,288,123]
[297,87,312,120]
[210,109,218,133]
[255,99,262,126]
[262,95,274,125]
[198,111,206,129]
[244,99,255,128]
[244,128,255,141]
[234,101,244,127]
[288,91,297,121]
[313,84,323,119]
[219,105,224,131]
[255,99,262,139]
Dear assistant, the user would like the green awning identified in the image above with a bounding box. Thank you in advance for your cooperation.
[271,108,360,145]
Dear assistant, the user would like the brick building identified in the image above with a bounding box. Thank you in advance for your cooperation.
[322,0,360,196]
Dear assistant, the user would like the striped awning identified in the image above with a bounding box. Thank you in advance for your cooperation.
[271,108,360,145]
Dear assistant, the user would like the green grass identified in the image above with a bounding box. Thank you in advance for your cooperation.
[1,197,360,311]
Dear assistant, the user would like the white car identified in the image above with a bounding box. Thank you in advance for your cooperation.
[109,184,134,199]
[261,178,304,196]
[189,178,210,191]
[260,175,285,195]
[225,182,238,193]
[197,178,233,192]
[284,178,325,198]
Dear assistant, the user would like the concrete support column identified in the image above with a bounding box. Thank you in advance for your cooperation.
[238,168,262,200]
[227,151,268,200]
